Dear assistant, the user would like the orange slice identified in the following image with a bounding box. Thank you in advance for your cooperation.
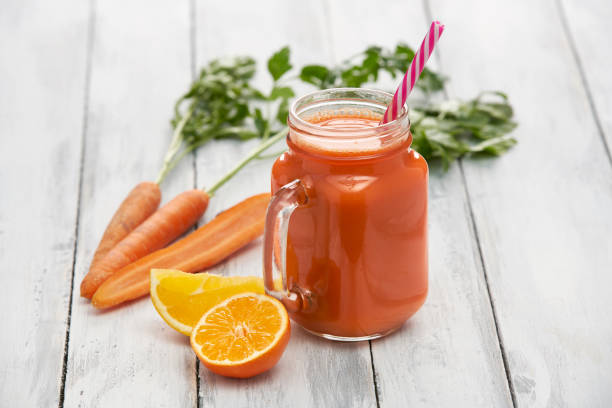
[150,269,265,336]
[190,293,290,378]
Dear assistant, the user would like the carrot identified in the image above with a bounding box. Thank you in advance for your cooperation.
[91,193,270,309]
[82,129,287,302]
[82,189,209,298]
[80,182,161,298]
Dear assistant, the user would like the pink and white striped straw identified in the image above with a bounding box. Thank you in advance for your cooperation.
[380,21,445,124]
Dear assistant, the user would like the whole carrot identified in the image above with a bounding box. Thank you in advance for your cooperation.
[81,129,288,299]
[81,189,209,298]
[81,57,279,298]
[91,193,270,309]
[80,182,161,298]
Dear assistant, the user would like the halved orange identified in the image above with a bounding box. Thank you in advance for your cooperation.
[190,293,290,378]
[150,269,265,336]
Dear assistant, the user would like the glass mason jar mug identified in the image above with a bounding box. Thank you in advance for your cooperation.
[263,88,428,341]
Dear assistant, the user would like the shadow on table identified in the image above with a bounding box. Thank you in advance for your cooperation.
[197,321,411,399]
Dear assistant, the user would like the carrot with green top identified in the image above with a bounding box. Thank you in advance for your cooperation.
[80,57,270,298]
[81,129,287,299]
[80,110,193,299]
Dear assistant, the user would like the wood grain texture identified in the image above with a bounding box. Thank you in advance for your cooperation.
[559,0,612,161]
[62,1,197,406]
[193,1,377,406]
[327,0,514,406]
[0,0,89,405]
[3,0,611,406]
[429,0,612,406]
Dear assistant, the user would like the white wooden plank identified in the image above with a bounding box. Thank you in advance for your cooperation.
[63,1,197,406]
[559,0,612,160]
[0,0,89,405]
[560,0,612,161]
[327,0,514,406]
[430,0,612,406]
[193,0,377,406]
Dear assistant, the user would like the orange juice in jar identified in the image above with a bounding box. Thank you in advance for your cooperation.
[263,88,428,341]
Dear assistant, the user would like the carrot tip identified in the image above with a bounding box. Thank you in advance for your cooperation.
[91,294,104,309]
[80,281,93,299]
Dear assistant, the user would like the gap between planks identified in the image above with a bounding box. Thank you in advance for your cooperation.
[421,0,518,406]
[57,0,96,406]
[368,341,381,408]
[57,1,200,407]
[458,161,518,408]
[555,0,612,168]
[189,0,203,406]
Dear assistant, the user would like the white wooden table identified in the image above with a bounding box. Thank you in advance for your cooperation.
[2,0,611,406]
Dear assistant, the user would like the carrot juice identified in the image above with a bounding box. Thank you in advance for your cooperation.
[263,89,428,340]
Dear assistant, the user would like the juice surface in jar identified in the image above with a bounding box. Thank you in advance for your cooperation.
[270,107,428,339]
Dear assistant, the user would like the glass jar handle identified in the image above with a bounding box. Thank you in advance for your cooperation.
[263,179,309,313]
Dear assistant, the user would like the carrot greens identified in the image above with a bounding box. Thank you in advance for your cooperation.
[156,57,263,184]
[158,43,517,178]
[297,44,517,169]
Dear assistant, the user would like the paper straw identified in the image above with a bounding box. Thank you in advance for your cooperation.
[380,21,445,124]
